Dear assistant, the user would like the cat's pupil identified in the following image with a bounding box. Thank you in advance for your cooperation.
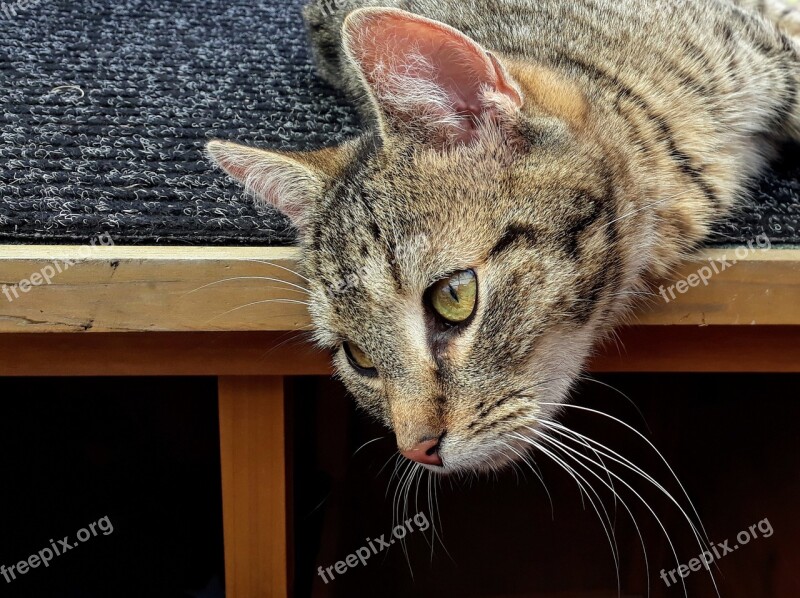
[428,269,478,324]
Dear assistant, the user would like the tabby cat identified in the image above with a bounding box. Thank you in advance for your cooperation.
[207,0,799,473]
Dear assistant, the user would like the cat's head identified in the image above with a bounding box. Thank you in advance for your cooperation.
[208,8,637,474]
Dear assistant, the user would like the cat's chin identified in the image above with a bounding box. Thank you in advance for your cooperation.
[425,425,544,476]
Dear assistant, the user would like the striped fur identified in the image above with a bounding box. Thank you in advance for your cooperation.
[211,0,800,473]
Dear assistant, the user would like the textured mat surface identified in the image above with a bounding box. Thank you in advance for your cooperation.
[0,0,799,246]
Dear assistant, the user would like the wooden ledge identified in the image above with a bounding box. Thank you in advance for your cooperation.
[0,246,798,333]
[0,327,797,376]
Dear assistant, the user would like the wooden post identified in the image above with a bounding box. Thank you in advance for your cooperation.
[218,376,289,598]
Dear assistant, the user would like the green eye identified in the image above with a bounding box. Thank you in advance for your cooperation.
[428,269,478,324]
[343,341,377,375]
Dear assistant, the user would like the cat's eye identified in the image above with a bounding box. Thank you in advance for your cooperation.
[428,269,478,324]
[343,341,377,376]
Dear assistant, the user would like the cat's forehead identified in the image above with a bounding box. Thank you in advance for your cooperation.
[309,138,600,261]
[304,131,606,309]
[310,145,489,249]
[309,192,497,300]
[308,217,441,303]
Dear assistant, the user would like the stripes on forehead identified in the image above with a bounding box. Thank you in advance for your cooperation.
[489,223,543,257]
[339,133,407,290]
[356,188,403,291]
[315,131,404,295]
[561,191,605,261]
[489,186,608,261]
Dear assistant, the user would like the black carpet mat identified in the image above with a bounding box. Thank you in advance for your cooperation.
[0,0,798,247]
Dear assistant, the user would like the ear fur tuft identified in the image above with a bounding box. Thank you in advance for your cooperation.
[207,140,324,229]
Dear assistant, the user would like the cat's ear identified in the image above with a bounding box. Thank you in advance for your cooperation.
[207,140,341,230]
[342,8,523,145]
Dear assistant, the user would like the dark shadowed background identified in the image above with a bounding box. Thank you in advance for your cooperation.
[1,374,797,596]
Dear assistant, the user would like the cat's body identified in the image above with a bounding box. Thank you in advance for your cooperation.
[305,0,800,272]
[208,0,800,473]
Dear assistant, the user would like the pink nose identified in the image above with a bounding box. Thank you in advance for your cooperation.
[400,438,443,466]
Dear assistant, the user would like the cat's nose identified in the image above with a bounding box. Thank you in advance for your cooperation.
[400,437,443,466]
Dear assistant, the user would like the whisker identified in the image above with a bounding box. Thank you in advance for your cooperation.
[182,275,310,298]
[543,417,619,522]
[425,472,436,558]
[260,328,317,360]
[505,445,527,485]
[540,401,709,542]
[528,428,693,598]
[517,432,622,594]
[526,425,650,598]
[391,460,413,549]
[539,418,715,573]
[603,189,697,229]
[299,490,333,520]
[386,460,413,566]
[431,475,454,563]
[387,455,410,500]
[575,376,651,432]
[352,435,387,457]
[398,464,421,576]
[377,451,401,481]
[206,298,310,323]
[241,258,311,283]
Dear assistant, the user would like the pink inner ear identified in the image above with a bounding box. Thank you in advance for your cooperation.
[216,159,248,183]
[393,21,489,118]
[347,10,522,137]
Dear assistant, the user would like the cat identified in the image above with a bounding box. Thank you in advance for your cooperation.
[207,0,800,473]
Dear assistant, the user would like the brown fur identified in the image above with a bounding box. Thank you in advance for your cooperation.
[207,0,800,473]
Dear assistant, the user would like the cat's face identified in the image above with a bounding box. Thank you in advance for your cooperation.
[304,136,622,474]
[209,8,631,473]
